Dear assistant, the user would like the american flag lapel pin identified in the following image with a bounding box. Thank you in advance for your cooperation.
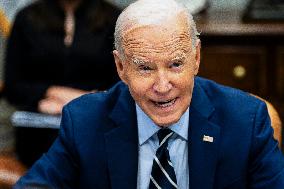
[203,135,214,143]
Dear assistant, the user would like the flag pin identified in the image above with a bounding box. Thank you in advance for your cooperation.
[203,135,214,143]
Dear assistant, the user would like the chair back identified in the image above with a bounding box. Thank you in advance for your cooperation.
[252,95,282,148]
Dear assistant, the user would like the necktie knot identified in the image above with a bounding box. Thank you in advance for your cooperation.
[157,128,173,145]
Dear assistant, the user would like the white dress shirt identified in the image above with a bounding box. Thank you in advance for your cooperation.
[136,104,189,189]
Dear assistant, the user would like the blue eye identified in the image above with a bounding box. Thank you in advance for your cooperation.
[138,65,153,73]
[141,66,152,71]
[170,62,182,68]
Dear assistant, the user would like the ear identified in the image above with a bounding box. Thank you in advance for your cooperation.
[193,39,201,75]
[113,50,127,83]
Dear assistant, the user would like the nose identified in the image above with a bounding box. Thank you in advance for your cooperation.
[153,71,172,94]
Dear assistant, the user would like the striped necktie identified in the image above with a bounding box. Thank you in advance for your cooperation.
[149,129,178,189]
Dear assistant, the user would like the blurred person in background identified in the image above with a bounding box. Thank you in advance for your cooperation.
[4,0,120,166]
[14,0,284,188]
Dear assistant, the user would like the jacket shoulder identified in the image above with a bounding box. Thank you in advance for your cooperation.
[64,82,127,128]
[195,77,264,112]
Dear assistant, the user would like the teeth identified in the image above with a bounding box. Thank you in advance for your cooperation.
[154,98,176,108]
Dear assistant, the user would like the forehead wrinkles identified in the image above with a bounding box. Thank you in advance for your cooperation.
[122,28,191,58]
[130,49,188,66]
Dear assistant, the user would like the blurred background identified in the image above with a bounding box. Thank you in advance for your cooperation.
[0,0,284,187]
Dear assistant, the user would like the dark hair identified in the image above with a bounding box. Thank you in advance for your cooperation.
[25,0,120,33]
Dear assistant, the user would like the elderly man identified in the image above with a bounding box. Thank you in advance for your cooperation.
[14,0,284,188]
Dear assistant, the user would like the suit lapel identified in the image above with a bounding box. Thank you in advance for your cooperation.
[105,80,221,189]
[188,81,221,189]
[105,87,138,189]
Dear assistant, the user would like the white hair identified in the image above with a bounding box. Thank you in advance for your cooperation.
[114,0,200,58]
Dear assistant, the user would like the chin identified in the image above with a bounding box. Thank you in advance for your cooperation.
[152,116,180,127]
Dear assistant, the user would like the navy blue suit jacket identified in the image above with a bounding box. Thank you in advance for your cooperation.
[15,77,284,189]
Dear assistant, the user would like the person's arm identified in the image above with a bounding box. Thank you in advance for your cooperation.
[14,106,80,188]
[248,101,284,188]
[38,86,90,114]
[4,10,50,111]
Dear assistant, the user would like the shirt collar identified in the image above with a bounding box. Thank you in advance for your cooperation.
[136,103,189,145]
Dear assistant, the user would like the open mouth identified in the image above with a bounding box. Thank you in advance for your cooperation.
[152,97,177,108]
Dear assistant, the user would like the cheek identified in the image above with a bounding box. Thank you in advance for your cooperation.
[123,67,153,100]
[128,77,150,98]
[175,69,195,91]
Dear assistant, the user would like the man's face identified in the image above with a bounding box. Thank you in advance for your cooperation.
[114,16,200,127]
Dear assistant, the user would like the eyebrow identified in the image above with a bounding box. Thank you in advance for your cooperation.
[171,53,186,62]
[131,52,187,65]
[132,58,149,65]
